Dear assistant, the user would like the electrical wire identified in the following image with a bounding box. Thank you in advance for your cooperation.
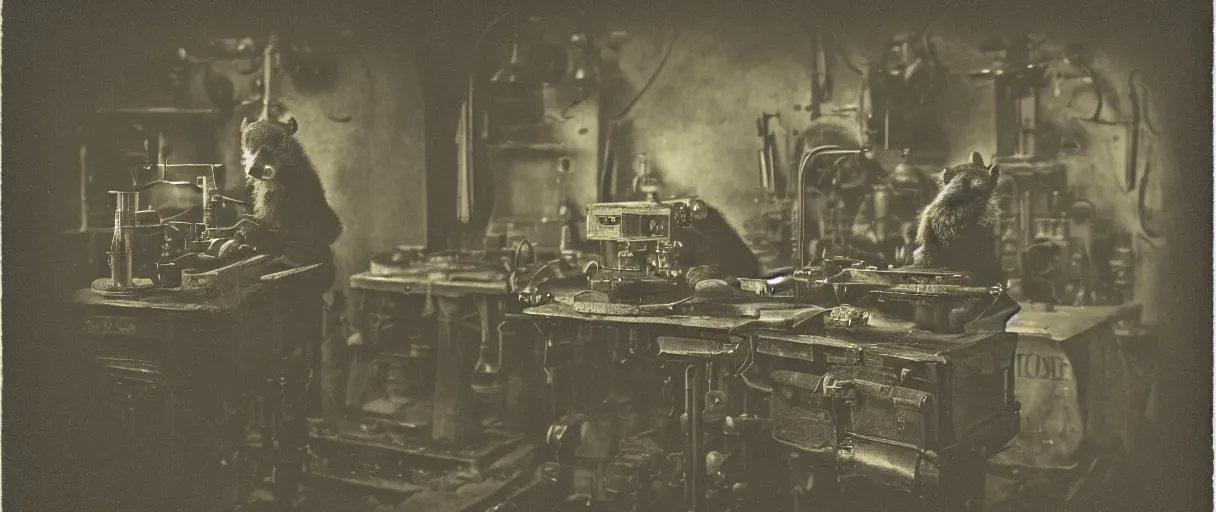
[596,25,680,201]
[1129,69,1162,135]
[1075,62,1124,126]
[614,26,680,121]
[822,27,864,76]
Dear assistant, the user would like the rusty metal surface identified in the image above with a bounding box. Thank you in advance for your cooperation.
[67,283,269,312]
[351,272,510,297]
[760,314,1014,364]
[524,292,829,332]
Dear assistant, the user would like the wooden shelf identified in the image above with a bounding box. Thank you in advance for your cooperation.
[487,142,568,153]
[95,107,220,117]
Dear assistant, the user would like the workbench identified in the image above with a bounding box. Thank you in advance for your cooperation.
[499,295,1021,512]
[304,269,544,512]
[66,281,321,511]
[987,303,1156,511]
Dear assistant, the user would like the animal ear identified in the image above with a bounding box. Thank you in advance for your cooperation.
[939,168,952,184]
[989,164,1000,177]
[285,117,299,135]
[970,151,985,167]
[240,117,251,132]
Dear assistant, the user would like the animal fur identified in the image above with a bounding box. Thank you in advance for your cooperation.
[239,116,343,289]
[675,205,763,280]
[911,151,1004,286]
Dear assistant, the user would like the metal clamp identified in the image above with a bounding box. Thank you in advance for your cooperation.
[822,374,856,399]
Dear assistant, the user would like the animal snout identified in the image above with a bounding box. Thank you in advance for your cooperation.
[246,164,277,181]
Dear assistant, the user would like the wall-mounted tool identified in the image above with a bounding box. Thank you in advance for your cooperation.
[757,112,781,195]
[806,26,832,120]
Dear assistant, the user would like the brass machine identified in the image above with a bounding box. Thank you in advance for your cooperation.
[573,196,712,311]
[491,189,1021,511]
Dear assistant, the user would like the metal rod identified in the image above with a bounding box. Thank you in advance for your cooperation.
[262,34,277,120]
[686,362,707,511]
[796,146,866,267]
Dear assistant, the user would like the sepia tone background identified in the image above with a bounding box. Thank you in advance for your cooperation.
[2,0,1211,510]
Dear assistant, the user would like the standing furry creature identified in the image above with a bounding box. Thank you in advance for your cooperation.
[910,151,1004,287]
[237,116,343,291]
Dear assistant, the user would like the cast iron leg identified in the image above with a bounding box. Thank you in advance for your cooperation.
[433,296,474,444]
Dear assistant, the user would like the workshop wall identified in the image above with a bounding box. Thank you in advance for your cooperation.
[590,2,1171,321]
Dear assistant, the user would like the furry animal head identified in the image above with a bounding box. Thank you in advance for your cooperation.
[240,116,300,182]
[938,151,1000,200]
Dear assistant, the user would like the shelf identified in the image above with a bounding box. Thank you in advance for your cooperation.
[95,107,221,117]
[487,142,568,153]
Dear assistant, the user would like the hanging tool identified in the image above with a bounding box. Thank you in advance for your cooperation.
[756,112,781,195]
[807,26,832,120]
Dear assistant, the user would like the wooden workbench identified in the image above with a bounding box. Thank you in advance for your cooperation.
[66,282,321,511]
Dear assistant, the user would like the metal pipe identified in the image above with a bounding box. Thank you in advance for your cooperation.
[78,146,89,232]
[686,362,707,511]
[796,146,867,267]
[261,34,277,120]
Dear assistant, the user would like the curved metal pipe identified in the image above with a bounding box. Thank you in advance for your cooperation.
[796,146,868,267]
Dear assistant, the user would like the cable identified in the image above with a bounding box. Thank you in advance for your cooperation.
[1075,62,1124,126]
[822,28,864,76]
[1129,69,1162,135]
[614,26,680,121]
[1137,145,1163,245]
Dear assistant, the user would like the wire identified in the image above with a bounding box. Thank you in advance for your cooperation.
[1129,69,1162,135]
[822,28,864,76]
[614,26,680,121]
[160,206,199,223]
[1137,145,1163,245]
[1076,62,1121,126]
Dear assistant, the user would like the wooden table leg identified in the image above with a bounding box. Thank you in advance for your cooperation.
[432,295,474,444]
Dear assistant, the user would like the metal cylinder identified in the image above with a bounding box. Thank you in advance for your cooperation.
[758,149,772,192]
[685,363,707,511]
[872,185,891,242]
[109,191,139,287]
[197,175,219,239]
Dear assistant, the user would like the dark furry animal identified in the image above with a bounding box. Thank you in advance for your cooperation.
[911,151,1003,287]
[675,204,763,280]
[238,116,343,290]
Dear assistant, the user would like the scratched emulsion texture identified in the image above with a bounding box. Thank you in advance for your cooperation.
[212,37,427,294]
[596,3,1169,321]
